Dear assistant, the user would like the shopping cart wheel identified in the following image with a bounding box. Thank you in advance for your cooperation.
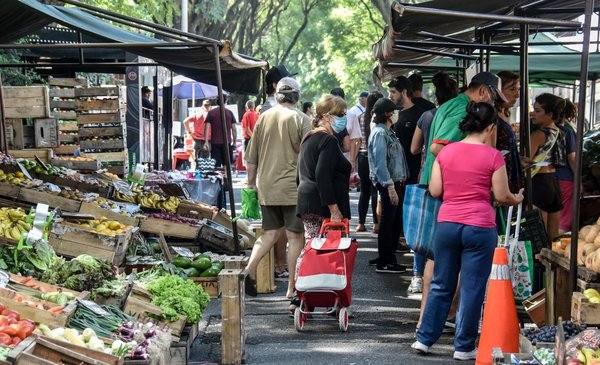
[338,307,348,332]
[294,307,305,332]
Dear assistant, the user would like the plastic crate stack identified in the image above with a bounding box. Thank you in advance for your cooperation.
[48,77,87,156]
[77,86,129,177]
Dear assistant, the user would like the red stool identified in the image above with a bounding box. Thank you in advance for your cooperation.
[173,149,191,170]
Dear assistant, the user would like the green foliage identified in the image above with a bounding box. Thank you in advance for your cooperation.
[0,51,44,86]
[75,0,179,26]
[146,274,210,323]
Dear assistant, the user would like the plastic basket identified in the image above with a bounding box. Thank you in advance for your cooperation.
[512,209,549,254]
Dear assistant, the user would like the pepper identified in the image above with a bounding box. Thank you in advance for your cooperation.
[0,325,17,336]
[10,324,26,340]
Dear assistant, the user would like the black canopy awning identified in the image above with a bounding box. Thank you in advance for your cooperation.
[0,0,267,94]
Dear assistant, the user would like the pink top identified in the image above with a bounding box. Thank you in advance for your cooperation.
[436,142,505,228]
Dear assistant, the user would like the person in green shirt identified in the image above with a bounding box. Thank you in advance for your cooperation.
[413,72,508,337]
[420,72,508,185]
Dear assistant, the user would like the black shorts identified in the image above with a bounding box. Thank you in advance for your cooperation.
[532,173,563,213]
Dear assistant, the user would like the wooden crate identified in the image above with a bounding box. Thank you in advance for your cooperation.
[50,158,100,171]
[75,86,119,97]
[223,256,249,270]
[122,296,187,341]
[58,134,78,144]
[79,126,125,138]
[48,88,75,98]
[48,77,88,87]
[79,201,139,227]
[6,119,33,150]
[49,100,78,110]
[51,176,110,196]
[219,269,246,365]
[11,337,120,365]
[57,123,79,132]
[80,139,125,151]
[176,200,216,220]
[169,326,195,365]
[34,118,58,148]
[78,99,120,111]
[53,145,79,155]
[252,227,276,294]
[81,150,127,162]
[3,86,50,118]
[192,276,220,298]
[35,336,123,365]
[77,113,123,125]
[7,148,53,163]
[572,292,600,325]
[139,217,200,239]
[49,221,135,265]
[0,287,80,329]
[9,273,88,299]
[18,188,81,212]
[51,110,77,120]
[0,182,21,199]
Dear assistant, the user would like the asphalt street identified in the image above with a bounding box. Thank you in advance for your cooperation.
[190,179,472,365]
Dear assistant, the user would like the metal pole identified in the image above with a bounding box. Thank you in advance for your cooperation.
[485,33,492,72]
[590,79,597,131]
[181,0,188,34]
[0,42,206,49]
[393,3,581,27]
[212,44,239,253]
[392,45,478,60]
[153,72,159,170]
[570,0,595,305]
[519,23,533,211]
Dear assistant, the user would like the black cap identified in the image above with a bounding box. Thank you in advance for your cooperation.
[471,72,508,103]
[266,64,297,85]
[359,91,369,98]
[373,98,401,115]
[330,87,345,99]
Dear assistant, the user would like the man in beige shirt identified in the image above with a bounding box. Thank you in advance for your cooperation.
[244,77,312,298]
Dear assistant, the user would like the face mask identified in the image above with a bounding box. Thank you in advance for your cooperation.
[332,115,347,133]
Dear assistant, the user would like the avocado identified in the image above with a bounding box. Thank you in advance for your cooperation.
[171,256,192,269]
[191,256,212,271]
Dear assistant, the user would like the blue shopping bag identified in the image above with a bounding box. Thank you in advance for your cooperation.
[402,184,441,260]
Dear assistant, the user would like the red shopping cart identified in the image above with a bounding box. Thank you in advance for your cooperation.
[293,219,358,332]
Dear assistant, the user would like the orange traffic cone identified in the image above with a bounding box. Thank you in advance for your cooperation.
[475,247,519,365]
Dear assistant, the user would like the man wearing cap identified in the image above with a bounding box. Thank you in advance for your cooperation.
[244,77,312,298]
[421,71,507,185]
[262,64,296,113]
[344,91,368,171]
[183,99,212,163]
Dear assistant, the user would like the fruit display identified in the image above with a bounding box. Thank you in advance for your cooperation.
[19,159,66,176]
[0,306,36,347]
[583,288,600,303]
[115,191,179,214]
[67,218,131,237]
[523,321,586,344]
[570,346,600,365]
[0,169,28,185]
[171,254,223,278]
[534,347,556,365]
[0,207,31,241]
[147,212,200,225]
[54,156,95,162]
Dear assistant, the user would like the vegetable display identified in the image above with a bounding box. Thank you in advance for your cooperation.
[0,240,63,278]
[67,303,133,338]
[91,274,127,300]
[41,254,114,292]
[145,274,210,323]
[0,306,36,347]
[0,346,10,360]
[147,212,200,226]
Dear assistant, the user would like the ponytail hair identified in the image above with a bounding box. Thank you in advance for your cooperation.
[459,101,497,134]
[535,93,576,123]
[432,72,458,105]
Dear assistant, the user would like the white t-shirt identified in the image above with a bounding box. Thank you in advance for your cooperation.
[346,104,364,140]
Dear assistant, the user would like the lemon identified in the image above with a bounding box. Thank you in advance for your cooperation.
[108,221,120,230]
[15,172,24,178]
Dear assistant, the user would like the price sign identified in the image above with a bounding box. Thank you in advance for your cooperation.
[112,180,134,196]
[77,299,110,316]
[566,329,600,358]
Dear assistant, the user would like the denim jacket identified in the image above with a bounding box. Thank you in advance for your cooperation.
[368,123,408,187]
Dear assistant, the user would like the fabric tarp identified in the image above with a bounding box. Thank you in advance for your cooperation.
[0,0,267,94]
[373,0,585,81]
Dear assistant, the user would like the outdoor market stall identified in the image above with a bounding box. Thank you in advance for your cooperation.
[373,0,600,363]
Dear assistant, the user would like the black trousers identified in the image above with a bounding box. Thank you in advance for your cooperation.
[211,143,233,168]
[376,182,404,265]
[357,153,378,225]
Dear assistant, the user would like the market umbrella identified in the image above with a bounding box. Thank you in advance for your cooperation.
[162,75,229,100]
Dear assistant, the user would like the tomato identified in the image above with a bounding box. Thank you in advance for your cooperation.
[0,333,11,346]
[17,321,34,336]
[1,309,19,321]
[6,318,16,325]
[0,325,17,336]
[11,336,20,346]
[0,304,4,313]
[10,324,26,340]
[0,316,8,327]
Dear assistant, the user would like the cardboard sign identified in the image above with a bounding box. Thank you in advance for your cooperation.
[77,298,110,316]
[112,179,134,196]
[566,329,600,357]
[15,161,32,180]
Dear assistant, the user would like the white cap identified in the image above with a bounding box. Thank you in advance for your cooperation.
[276,77,300,94]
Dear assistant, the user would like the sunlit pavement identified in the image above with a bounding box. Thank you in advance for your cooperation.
[190,174,470,364]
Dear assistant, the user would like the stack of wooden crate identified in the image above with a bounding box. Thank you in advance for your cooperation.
[3,85,51,150]
[77,86,129,176]
[49,77,87,156]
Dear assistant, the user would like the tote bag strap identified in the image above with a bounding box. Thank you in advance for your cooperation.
[504,203,523,247]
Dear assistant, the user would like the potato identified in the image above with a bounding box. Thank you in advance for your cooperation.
[586,226,600,243]
[578,242,598,265]
[580,225,594,239]
[586,250,600,272]
[595,234,600,248]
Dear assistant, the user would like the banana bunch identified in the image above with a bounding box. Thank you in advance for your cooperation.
[138,193,180,214]
[115,191,136,203]
[0,207,32,241]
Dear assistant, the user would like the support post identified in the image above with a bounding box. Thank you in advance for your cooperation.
[219,269,246,365]
[153,72,159,170]
[519,23,533,211]
[0,75,6,152]
[213,43,240,253]
[569,0,595,311]
[590,79,597,131]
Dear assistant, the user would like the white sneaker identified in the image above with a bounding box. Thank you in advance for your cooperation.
[454,349,477,360]
[411,341,429,354]
[408,276,423,293]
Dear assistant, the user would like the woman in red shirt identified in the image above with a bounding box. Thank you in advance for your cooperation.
[412,102,523,360]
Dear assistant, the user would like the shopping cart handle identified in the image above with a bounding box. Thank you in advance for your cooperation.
[319,218,349,235]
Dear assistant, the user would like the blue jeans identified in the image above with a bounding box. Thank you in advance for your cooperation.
[413,252,426,276]
[416,222,496,352]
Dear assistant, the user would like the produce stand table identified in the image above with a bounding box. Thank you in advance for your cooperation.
[538,248,600,325]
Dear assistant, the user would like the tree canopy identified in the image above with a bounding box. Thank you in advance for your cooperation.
[73,0,386,103]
